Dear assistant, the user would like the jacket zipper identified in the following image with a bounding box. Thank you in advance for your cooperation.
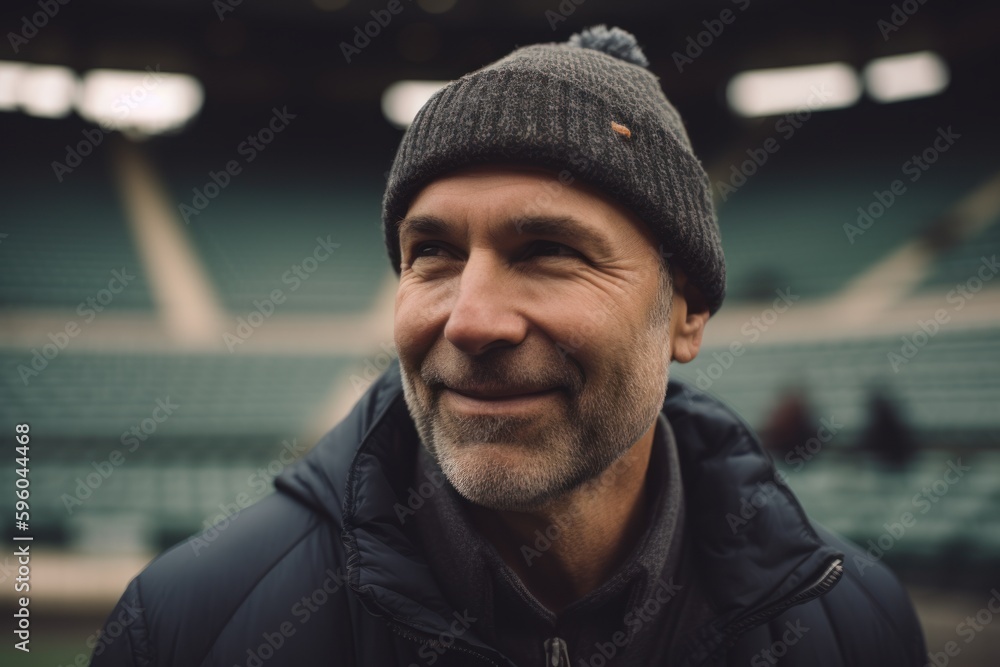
[685,557,844,665]
[723,557,843,638]
[385,559,841,667]
[543,637,570,666]
[384,616,503,667]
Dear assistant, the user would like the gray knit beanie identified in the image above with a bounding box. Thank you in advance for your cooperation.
[382,25,726,315]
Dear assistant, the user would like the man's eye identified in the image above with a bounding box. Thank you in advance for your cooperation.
[527,241,579,258]
[413,242,448,258]
[410,241,580,262]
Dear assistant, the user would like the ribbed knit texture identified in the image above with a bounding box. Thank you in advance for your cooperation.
[381,26,726,314]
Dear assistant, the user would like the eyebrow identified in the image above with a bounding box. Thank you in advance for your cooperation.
[398,214,451,241]
[398,214,614,257]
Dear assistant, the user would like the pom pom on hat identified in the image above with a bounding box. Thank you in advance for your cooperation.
[567,24,649,68]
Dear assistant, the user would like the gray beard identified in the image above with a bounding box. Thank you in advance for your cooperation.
[399,324,671,513]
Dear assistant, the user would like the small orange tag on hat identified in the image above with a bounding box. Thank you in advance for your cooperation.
[611,121,631,139]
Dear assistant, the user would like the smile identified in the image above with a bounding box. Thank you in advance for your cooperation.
[441,387,562,415]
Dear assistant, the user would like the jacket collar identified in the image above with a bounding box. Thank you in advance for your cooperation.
[660,379,843,655]
[408,411,690,666]
[279,359,843,660]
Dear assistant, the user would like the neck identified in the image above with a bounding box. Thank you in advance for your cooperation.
[468,418,658,614]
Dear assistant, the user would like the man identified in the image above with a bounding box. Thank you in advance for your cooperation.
[92,26,925,666]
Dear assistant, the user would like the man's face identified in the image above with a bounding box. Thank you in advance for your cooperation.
[394,164,673,512]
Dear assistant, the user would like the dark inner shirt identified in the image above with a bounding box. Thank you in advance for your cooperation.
[411,412,717,666]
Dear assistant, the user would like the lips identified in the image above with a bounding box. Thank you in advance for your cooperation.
[445,385,558,400]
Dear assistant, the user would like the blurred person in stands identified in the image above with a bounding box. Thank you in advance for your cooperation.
[862,387,919,469]
[92,26,925,666]
[759,383,818,460]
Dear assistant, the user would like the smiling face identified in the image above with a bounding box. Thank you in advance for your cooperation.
[394,164,676,512]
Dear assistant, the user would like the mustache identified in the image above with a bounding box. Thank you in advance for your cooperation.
[420,346,584,396]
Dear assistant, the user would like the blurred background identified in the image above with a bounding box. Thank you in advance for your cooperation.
[1,0,997,664]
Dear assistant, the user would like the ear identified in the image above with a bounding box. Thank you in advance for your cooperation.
[669,268,710,364]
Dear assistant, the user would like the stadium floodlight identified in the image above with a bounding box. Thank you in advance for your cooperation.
[863,51,949,103]
[726,62,861,117]
[16,64,77,118]
[0,61,29,111]
[78,68,204,135]
[382,80,450,128]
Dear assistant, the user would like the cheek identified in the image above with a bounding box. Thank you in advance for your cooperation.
[541,289,632,365]
[394,283,448,364]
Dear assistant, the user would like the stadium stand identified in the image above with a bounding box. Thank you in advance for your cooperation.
[0,156,154,311]
[919,212,1000,290]
[715,120,999,303]
[1,350,350,550]
[670,327,1000,446]
[146,141,390,315]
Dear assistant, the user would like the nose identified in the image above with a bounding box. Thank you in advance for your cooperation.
[443,251,529,355]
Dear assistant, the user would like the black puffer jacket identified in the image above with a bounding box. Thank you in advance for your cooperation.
[91,360,926,666]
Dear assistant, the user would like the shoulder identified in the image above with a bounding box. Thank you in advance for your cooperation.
[89,364,410,666]
[811,522,926,657]
[92,492,351,666]
[728,522,926,666]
